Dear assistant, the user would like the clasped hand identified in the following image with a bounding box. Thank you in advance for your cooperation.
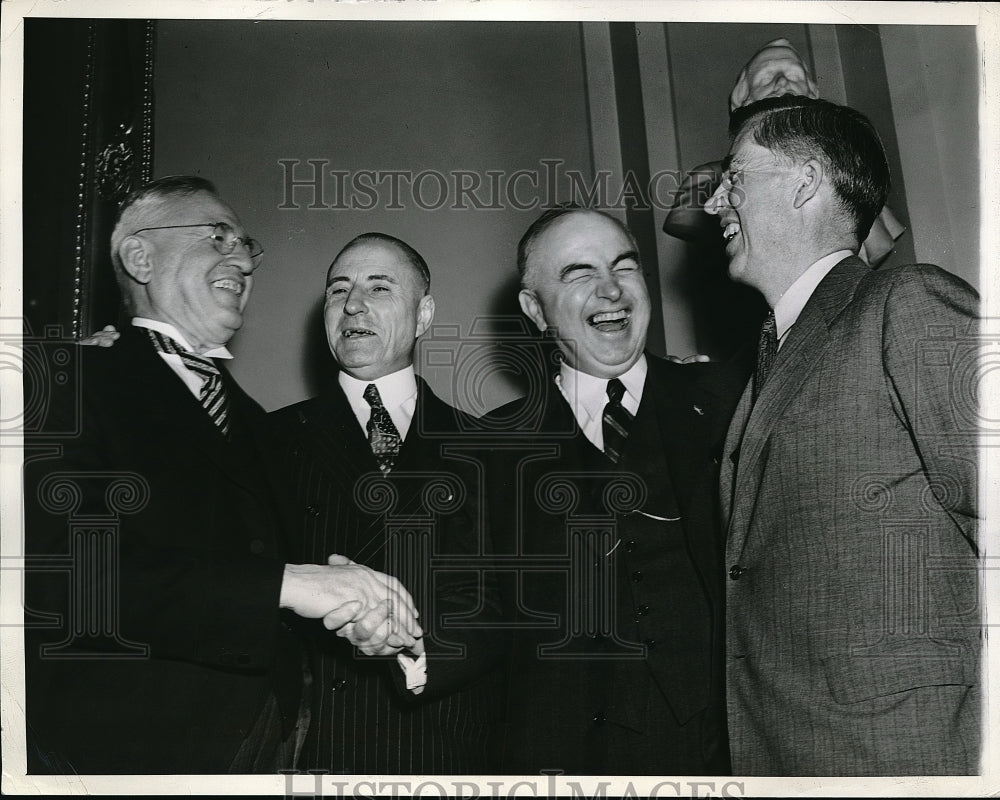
[280,557,423,657]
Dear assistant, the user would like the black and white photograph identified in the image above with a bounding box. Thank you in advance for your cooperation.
[1,0,996,795]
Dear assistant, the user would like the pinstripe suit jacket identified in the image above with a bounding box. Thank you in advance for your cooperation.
[270,377,502,774]
[721,257,980,775]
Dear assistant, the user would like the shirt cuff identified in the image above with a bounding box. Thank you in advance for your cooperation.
[397,651,427,693]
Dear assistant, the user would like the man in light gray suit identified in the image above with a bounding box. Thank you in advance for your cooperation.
[705,95,980,775]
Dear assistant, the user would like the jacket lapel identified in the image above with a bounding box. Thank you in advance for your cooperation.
[297,386,377,489]
[120,328,262,492]
[727,256,872,555]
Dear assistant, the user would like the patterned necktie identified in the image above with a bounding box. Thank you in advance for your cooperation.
[147,329,230,436]
[753,310,778,405]
[602,377,634,464]
[363,383,402,473]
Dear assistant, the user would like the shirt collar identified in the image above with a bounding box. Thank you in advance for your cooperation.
[131,317,233,359]
[338,365,418,413]
[557,355,647,421]
[773,250,853,341]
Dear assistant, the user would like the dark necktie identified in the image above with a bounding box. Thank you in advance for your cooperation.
[147,329,230,436]
[753,310,778,404]
[602,377,634,464]
[363,383,402,473]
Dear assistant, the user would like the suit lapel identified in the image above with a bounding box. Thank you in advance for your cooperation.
[727,256,872,555]
[119,328,262,493]
[635,360,686,516]
[299,387,377,489]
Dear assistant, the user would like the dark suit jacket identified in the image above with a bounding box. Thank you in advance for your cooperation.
[269,377,503,774]
[721,257,980,775]
[24,325,300,774]
[485,353,747,775]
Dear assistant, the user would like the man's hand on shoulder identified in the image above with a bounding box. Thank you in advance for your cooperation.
[78,324,120,347]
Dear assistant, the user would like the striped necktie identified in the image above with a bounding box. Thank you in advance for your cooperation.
[146,329,231,436]
[363,383,402,473]
[602,377,633,464]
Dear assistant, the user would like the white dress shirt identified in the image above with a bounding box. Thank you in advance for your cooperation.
[773,250,854,348]
[556,355,647,450]
[132,317,233,400]
[338,366,418,441]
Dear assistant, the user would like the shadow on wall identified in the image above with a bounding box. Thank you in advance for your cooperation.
[302,297,338,400]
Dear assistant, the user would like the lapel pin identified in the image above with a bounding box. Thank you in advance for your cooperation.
[693,404,704,415]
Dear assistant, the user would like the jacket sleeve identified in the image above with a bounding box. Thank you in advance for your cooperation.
[881,264,979,552]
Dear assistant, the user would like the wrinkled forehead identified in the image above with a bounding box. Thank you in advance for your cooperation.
[327,240,421,286]
[148,190,240,228]
[533,211,632,264]
[724,133,782,171]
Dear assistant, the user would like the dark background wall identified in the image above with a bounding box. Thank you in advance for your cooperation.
[153,20,594,413]
[104,20,976,412]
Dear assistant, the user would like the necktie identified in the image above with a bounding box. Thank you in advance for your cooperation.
[363,383,402,473]
[753,311,778,404]
[602,377,634,464]
[147,329,230,436]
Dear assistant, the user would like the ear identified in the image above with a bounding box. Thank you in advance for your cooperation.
[119,236,153,284]
[792,158,824,209]
[518,288,548,333]
[415,293,435,338]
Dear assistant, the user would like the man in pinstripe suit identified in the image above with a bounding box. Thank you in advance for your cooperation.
[270,233,502,774]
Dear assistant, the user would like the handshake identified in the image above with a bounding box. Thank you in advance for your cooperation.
[280,554,424,660]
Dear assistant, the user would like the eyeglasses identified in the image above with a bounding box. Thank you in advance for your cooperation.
[131,222,264,264]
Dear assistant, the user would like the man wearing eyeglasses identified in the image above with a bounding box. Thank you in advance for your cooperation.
[24,176,421,774]
[705,97,979,775]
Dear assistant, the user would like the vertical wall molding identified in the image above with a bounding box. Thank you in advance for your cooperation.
[581,22,625,220]
[806,25,847,105]
[635,21,692,354]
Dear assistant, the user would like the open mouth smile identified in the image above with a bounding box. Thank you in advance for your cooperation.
[342,328,377,338]
[211,278,245,296]
[588,309,631,332]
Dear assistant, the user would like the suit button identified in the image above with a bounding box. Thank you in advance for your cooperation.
[249,539,265,555]
[331,679,348,692]
[589,633,606,641]
[625,539,638,553]
[631,571,643,583]
[729,565,746,580]
[306,505,320,517]
[643,638,656,649]
[637,604,650,616]
[592,711,606,725]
